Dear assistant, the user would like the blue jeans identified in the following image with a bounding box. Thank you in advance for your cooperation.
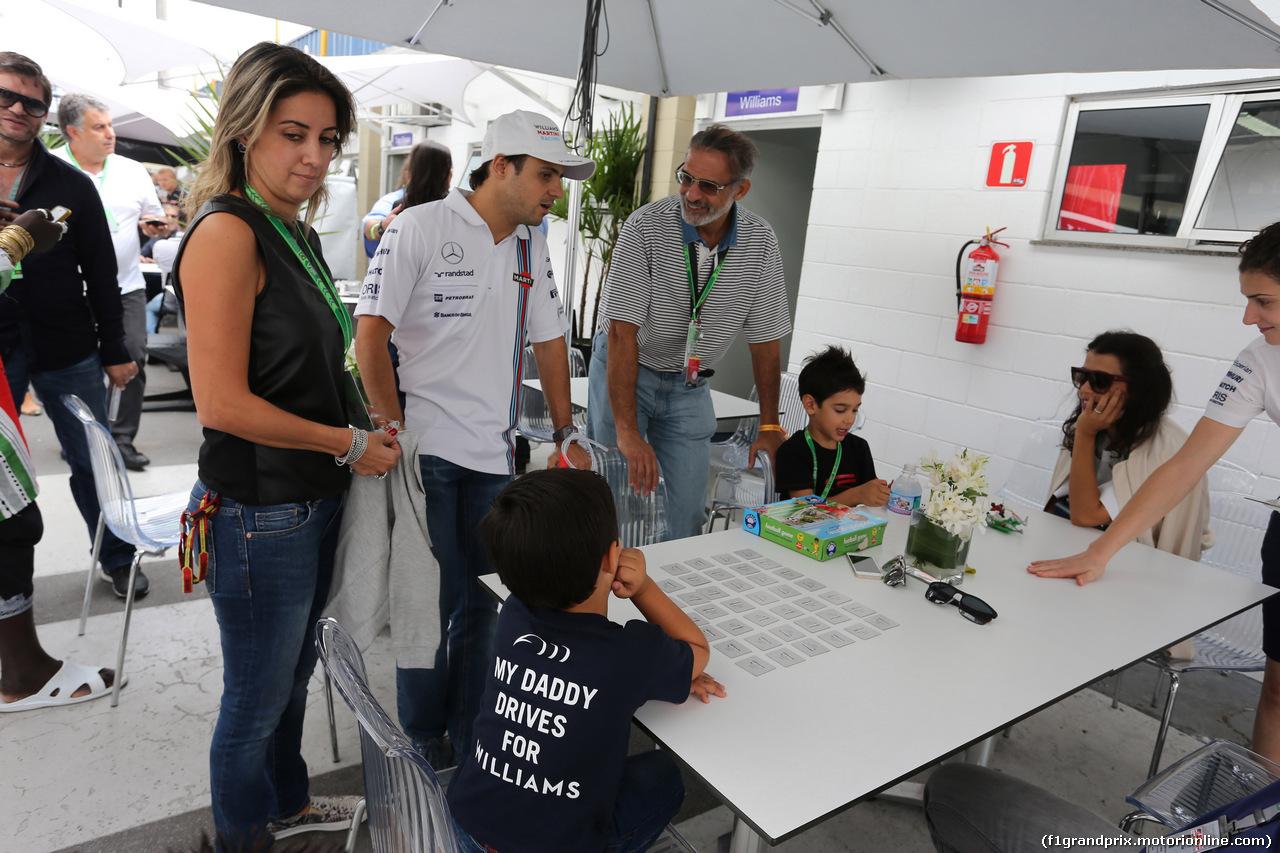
[451,750,684,853]
[195,480,345,852]
[397,456,509,766]
[3,349,135,572]
[586,331,717,540]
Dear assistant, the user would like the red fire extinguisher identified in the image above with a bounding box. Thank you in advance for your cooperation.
[955,227,1008,345]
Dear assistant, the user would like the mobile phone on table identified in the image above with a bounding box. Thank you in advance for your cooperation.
[847,554,884,579]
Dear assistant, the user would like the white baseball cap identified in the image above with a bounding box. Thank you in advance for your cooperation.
[480,110,596,181]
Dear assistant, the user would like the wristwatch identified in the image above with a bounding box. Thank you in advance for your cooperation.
[552,425,578,445]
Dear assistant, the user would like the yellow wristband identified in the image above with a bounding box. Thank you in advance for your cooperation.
[758,424,785,436]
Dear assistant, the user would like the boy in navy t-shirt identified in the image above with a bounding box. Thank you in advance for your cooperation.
[776,346,890,507]
[447,468,725,853]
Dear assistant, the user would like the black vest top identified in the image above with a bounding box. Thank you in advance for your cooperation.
[173,194,351,505]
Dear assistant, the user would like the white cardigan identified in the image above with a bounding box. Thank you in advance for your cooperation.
[326,430,442,669]
[1048,417,1215,561]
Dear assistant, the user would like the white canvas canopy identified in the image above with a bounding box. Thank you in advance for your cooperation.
[192,0,1280,97]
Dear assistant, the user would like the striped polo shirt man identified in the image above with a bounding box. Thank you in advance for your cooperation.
[587,125,791,540]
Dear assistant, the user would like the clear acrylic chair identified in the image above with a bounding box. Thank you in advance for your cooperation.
[709,386,759,471]
[706,449,775,532]
[1121,739,1280,835]
[315,617,457,853]
[1128,459,1269,778]
[993,417,1066,510]
[516,344,587,443]
[64,393,188,706]
[563,436,670,547]
[778,372,806,439]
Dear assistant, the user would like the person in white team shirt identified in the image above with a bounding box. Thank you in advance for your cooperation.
[354,110,594,769]
[1030,220,1280,765]
[55,94,164,473]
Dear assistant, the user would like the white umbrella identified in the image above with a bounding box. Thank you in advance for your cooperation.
[318,52,488,126]
[193,0,1280,97]
[37,0,224,84]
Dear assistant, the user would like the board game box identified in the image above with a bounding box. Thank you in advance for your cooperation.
[742,496,888,561]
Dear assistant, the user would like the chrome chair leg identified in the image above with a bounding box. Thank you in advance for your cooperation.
[113,551,143,707]
[79,513,106,636]
[325,671,340,763]
[1111,668,1124,709]
[1149,672,1182,779]
[344,797,366,852]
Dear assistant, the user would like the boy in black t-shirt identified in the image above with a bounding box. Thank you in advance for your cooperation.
[446,468,725,853]
[776,346,890,507]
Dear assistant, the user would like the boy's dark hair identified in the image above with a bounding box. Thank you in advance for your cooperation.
[479,468,618,610]
[1239,221,1280,282]
[798,345,866,405]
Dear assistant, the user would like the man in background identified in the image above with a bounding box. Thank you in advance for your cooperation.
[55,93,165,472]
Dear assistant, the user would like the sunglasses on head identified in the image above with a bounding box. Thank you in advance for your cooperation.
[0,87,49,119]
[674,163,737,195]
[924,582,999,625]
[1070,366,1129,394]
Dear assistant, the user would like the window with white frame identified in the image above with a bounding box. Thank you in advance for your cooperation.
[1048,86,1280,247]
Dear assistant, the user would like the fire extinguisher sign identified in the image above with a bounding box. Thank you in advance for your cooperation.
[986,142,1033,188]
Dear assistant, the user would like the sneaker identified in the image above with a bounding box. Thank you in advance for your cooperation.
[413,735,455,772]
[103,565,150,599]
[267,795,363,840]
[116,442,150,471]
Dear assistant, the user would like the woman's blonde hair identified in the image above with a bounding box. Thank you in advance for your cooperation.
[186,42,355,226]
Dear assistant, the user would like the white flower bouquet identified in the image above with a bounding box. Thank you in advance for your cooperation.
[917,448,993,537]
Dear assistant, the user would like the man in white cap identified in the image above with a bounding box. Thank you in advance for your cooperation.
[354,110,594,770]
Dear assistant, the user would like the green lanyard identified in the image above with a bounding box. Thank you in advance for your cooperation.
[243,184,353,350]
[683,242,729,324]
[65,149,119,232]
[803,427,843,501]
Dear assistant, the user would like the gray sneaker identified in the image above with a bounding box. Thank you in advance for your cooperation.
[267,795,363,840]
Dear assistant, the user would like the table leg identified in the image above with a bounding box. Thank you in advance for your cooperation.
[727,815,772,852]
[965,734,998,767]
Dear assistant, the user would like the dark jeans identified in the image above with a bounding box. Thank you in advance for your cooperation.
[112,289,147,444]
[396,456,509,765]
[1261,511,1280,661]
[452,750,684,853]
[0,502,41,619]
[3,348,135,572]
[196,480,345,853]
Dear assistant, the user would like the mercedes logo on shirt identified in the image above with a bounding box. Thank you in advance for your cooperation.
[441,242,464,264]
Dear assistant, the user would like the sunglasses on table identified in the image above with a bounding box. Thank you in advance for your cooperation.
[1070,367,1129,394]
[924,582,999,625]
[0,87,49,118]
[674,163,738,195]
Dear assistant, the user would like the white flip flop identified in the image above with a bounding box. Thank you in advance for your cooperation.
[0,662,127,712]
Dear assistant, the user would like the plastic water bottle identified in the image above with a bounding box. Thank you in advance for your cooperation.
[888,464,922,515]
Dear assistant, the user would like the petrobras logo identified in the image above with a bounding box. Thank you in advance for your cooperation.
[549,289,558,299]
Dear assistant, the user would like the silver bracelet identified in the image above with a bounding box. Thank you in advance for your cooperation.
[335,428,368,466]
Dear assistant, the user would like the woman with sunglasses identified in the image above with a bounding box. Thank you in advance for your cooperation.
[1045,331,1213,568]
[1031,222,1280,762]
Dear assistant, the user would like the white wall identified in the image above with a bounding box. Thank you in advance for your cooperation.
[796,70,1279,496]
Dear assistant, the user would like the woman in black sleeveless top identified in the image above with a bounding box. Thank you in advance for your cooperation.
[174,43,399,850]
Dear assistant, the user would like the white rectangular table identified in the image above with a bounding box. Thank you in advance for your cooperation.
[482,504,1275,849]
[521,376,761,422]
